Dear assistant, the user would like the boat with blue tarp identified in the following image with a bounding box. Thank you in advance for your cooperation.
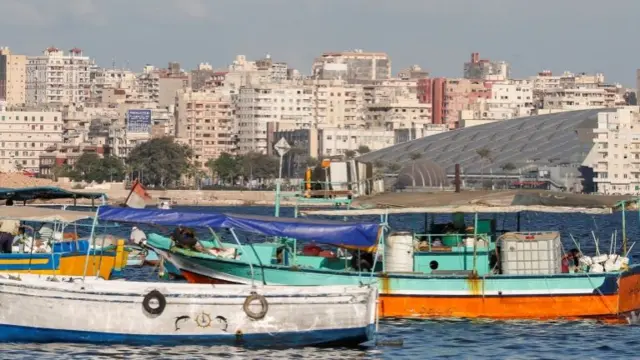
[0,205,380,347]
[146,189,640,323]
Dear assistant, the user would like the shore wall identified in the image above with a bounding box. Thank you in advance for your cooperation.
[100,189,296,206]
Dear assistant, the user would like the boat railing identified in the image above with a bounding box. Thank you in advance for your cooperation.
[413,233,492,252]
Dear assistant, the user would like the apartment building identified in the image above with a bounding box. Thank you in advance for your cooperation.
[0,47,26,106]
[418,78,492,128]
[89,67,137,104]
[365,100,432,130]
[39,143,108,177]
[466,79,535,121]
[586,107,640,194]
[463,52,510,81]
[26,47,93,105]
[175,89,235,166]
[312,50,391,81]
[0,110,64,172]
[137,63,189,108]
[236,83,313,154]
[304,79,365,128]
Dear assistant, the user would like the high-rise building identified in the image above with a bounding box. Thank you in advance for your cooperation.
[26,47,93,105]
[0,47,27,106]
[236,83,313,154]
[312,50,391,81]
[175,89,235,166]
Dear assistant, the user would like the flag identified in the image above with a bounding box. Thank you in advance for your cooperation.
[124,180,152,208]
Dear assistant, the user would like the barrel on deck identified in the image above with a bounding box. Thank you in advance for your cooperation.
[385,232,414,272]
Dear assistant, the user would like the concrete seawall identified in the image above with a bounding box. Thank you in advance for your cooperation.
[65,189,302,206]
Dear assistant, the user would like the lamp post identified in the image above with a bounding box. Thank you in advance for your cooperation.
[274,138,291,217]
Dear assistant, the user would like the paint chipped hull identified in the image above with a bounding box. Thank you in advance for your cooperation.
[0,274,377,347]
[162,249,640,322]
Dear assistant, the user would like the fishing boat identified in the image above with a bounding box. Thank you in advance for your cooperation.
[0,205,380,347]
[157,197,173,210]
[0,206,126,279]
[0,273,377,347]
[149,190,640,323]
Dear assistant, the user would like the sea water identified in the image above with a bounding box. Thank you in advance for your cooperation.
[3,206,640,359]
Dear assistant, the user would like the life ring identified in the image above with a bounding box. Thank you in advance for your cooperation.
[243,292,268,320]
[142,290,166,315]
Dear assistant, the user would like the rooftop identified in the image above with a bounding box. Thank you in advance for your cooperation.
[358,108,615,175]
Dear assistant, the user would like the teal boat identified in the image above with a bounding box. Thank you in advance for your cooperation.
[143,190,640,323]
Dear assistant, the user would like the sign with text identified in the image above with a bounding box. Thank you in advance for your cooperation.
[127,109,152,133]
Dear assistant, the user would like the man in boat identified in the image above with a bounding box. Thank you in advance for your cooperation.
[130,226,147,245]
[171,226,199,250]
[0,199,20,253]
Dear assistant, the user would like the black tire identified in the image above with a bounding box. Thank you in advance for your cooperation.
[243,292,268,320]
[142,289,166,315]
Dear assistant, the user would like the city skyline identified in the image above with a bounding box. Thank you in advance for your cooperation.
[0,0,637,86]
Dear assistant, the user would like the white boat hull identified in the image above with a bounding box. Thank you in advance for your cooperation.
[0,274,377,347]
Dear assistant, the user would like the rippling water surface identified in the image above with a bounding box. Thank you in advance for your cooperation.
[4,205,640,359]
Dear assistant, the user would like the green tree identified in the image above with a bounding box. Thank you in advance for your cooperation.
[240,152,279,181]
[305,157,318,168]
[357,145,371,155]
[386,163,401,173]
[127,137,193,187]
[344,150,357,159]
[501,162,517,172]
[208,153,240,185]
[100,155,126,182]
[74,153,102,182]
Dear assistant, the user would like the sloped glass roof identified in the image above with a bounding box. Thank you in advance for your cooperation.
[358,109,613,175]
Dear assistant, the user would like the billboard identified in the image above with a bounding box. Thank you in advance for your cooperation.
[127,109,152,133]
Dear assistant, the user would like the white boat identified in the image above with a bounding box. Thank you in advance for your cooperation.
[158,197,172,210]
[0,273,377,347]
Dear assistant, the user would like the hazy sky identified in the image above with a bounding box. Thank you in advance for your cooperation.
[1,0,637,86]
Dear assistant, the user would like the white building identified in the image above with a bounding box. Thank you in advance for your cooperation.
[26,47,93,106]
[584,107,640,194]
[89,68,137,103]
[236,83,313,154]
[312,50,391,81]
[0,110,63,172]
[467,79,534,121]
[365,99,432,130]
[542,87,608,111]
[318,127,394,157]
[304,79,365,128]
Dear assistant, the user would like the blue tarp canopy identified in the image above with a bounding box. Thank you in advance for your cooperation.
[0,186,107,201]
[97,206,380,248]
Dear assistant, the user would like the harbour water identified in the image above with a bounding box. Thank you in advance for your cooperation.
[4,205,640,359]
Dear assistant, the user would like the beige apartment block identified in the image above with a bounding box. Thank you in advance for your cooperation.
[26,47,92,106]
[0,110,63,172]
[0,47,26,106]
[175,89,235,167]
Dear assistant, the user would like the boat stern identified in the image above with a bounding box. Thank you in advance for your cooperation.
[617,264,640,323]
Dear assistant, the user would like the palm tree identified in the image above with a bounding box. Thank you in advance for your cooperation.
[409,152,422,187]
[476,147,493,189]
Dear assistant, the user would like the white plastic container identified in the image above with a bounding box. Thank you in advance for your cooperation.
[500,232,562,275]
[385,231,414,272]
[590,263,604,273]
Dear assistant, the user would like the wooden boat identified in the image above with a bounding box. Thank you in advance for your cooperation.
[0,206,126,279]
[0,273,377,346]
[143,190,640,323]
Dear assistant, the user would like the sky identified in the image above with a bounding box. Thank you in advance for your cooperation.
[0,0,637,86]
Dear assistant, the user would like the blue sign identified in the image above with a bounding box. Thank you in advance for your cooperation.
[127,109,152,133]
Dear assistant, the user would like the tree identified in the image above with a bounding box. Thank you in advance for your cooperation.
[239,152,279,182]
[409,152,422,187]
[73,153,125,183]
[501,162,517,172]
[208,152,239,185]
[357,145,371,155]
[373,160,386,178]
[305,157,318,168]
[344,150,357,159]
[386,163,401,173]
[476,147,493,189]
[127,137,193,187]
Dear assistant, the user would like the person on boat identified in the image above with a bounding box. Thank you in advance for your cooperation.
[561,248,582,273]
[12,226,28,253]
[0,199,20,253]
[172,226,199,250]
[129,226,147,245]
